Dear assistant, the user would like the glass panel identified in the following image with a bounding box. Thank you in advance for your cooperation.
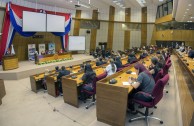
[163,3,168,16]
[159,5,163,18]
[168,2,173,14]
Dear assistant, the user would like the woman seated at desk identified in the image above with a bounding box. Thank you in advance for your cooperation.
[105,59,117,76]
[128,63,155,111]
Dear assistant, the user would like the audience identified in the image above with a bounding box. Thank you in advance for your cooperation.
[149,57,162,78]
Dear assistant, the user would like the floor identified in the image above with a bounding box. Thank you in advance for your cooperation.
[0,56,181,126]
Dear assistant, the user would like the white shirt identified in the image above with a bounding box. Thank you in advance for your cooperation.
[105,64,117,76]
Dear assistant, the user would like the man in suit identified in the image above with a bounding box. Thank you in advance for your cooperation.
[57,66,70,95]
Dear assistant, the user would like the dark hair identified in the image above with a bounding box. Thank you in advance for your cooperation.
[110,59,115,72]
[134,63,151,76]
[84,63,93,73]
[61,66,65,70]
[151,57,158,65]
[55,66,59,70]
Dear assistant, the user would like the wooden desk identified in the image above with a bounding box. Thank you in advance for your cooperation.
[0,79,6,105]
[96,56,152,126]
[62,57,129,108]
[175,51,194,126]
[2,55,18,71]
[36,52,72,64]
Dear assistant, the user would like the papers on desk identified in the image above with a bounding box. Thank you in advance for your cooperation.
[131,72,136,75]
[123,82,131,86]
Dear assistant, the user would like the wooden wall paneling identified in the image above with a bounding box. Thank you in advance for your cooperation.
[107,6,115,50]
[90,10,98,51]
[124,8,131,50]
[155,14,173,24]
[12,32,62,61]
[73,10,81,36]
[141,7,147,47]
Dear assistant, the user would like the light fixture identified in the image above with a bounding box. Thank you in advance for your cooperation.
[70,0,72,2]
[185,12,188,13]
[187,9,189,10]
[78,1,91,8]
[159,0,163,2]
[191,17,194,19]
[188,4,192,7]
[136,0,145,7]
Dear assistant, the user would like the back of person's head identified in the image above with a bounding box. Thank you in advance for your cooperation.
[135,63,151,76]
[151,57,158,65]
[189,46,192,50]
[110,59,116,72]
[99,57,103,61]
[61,66,65,70]
[84,63,93,73]
[55,66,59,71]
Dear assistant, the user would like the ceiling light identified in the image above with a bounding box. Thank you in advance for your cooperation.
[185,12,188,13]
[79,3,91,8]
[113,0,118,3]
[191,17,194,19]
[187,9,189,11]
[159,0,163,2]
[188,4,192,7]
[70,0,72,2]
[136,0,145,7]
[184,15,186,16]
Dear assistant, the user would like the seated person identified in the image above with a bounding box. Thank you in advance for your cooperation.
[58,49,63,54]
[149,57,162,78]
[128,52,137,64]
[81,64,96,91]
[156,51,165,68]
[41,51,45,55]
[140,50,148,59]
[128,63,155,110]
[105,59,117,76]
[114,56,123,69]
[96,58,106,66]
[57,66,71,94]
[188,49,194,58]
[55,66,60,72]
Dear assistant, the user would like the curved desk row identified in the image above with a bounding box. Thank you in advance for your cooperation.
[175,51,194,126]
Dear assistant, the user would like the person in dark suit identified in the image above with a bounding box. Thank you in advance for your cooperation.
[188,49,194,58]
[57,66,70,95]
[114,56,122,69]
[96,58,106,66]
[128,52,137,64]
[55,66,60,72]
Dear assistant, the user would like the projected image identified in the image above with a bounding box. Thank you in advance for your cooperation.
[68,36,86,51]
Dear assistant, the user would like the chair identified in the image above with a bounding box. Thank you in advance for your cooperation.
[154,69,164,83]
[83,72,107,109]
[117,67,124,72]
[129,74,170,125]
[163,62,171,76]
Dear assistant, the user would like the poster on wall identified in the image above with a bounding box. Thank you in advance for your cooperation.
[48,43,55,54]
[28,44,36,61]
[38,44,45,55]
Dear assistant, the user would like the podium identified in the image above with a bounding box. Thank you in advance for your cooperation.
[2,55,19,71]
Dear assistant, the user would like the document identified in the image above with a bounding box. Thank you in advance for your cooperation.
[123,82,131,86]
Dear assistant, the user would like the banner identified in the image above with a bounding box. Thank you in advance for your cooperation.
[48,43,55,54]
[28,44,36,61]
[38,44,45,55]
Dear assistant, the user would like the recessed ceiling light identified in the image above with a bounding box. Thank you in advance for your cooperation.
[187,9,189,11]
[70,0,72,2]
[185,12,188,13]
[188,4,192,7]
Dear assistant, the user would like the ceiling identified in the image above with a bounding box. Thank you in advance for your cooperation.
[23,0,165,11]
[175,0,194,22]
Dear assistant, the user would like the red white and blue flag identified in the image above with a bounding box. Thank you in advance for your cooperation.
[0,2,71,61]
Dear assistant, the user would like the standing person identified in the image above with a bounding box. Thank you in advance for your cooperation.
[57,66,71,95]
[105,59,117,76]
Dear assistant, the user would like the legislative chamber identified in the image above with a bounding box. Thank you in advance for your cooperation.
[0,0,193,126]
